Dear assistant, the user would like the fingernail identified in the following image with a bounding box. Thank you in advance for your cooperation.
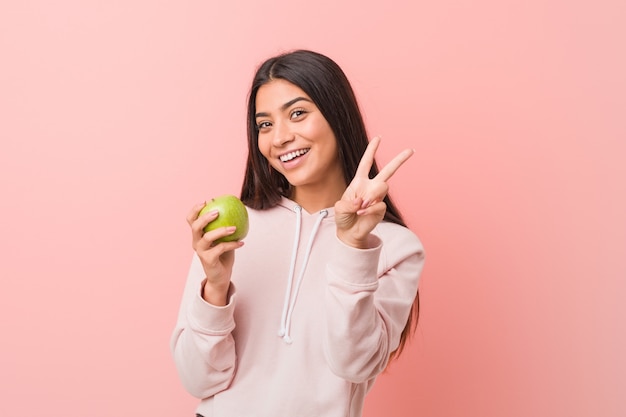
[226,226,236,233]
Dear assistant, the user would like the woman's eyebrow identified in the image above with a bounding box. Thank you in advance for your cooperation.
[281,96,312,110]
[255,97,313,118]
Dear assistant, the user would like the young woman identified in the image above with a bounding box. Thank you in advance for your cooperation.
[171,50,425,417]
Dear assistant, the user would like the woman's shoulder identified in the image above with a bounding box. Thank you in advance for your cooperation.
[244,202,294,232]
[246,204,287,219]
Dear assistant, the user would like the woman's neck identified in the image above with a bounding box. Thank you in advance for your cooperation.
[290,182,346,213]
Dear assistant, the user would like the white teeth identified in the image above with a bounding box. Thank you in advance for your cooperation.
[280,148,309,162]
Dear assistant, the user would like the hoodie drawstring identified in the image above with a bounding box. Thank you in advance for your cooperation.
[278,206,328,344]
[278,206,302,339]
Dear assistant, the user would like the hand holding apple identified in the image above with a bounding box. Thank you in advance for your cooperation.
[199,194,250,243]
[186,194,249,306]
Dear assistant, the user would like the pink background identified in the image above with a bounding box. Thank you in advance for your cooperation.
[1,1,624,416]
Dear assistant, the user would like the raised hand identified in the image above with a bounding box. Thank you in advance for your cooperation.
[335,136,414,249]
[187,202,244,305]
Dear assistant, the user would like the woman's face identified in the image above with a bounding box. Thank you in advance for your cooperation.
[255,79,346,198]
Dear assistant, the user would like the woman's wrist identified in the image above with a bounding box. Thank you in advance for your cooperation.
[336,230,375,249]
[202,280,230,306]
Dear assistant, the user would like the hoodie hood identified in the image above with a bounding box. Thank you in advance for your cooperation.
[276,197,336,219]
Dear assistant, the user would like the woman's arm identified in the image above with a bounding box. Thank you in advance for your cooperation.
[323,226,424,383]
[170,255,238,398]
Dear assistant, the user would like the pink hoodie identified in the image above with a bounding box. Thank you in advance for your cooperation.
[171,197,425,417]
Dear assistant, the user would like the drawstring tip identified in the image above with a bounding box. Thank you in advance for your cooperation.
[278,328,285,337]
[283,335,293,344]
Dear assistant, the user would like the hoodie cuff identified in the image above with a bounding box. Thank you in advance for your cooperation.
[328,234,382,287]
[188,280,236,335]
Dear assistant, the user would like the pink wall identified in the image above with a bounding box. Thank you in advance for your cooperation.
[1,1,624,416]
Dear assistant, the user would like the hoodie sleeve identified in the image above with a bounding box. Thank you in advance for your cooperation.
[323,224,424,383]
[170,254,237,399]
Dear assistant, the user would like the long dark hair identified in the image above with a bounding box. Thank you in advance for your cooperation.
[240,49,418,359]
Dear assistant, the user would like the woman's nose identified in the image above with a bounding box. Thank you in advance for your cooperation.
[272,121,295,147]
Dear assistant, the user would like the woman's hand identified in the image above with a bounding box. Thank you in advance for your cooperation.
[335,137,414,249]
[187,202,244,305]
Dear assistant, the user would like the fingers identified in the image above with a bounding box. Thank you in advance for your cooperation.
[190,205,219,244]
[201,237,243,256]
[335,196,363,216]
[355,136,381,178]
[186,202,208,226]
[336,194,387,218]
[356,200,386,217]
[201,226,238,246]
[356,136,414,183]
[359,181,389,209]
[375,148,414,182]
[188,201,242,251]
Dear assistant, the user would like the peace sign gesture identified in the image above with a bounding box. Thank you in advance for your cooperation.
[335,136,414,249]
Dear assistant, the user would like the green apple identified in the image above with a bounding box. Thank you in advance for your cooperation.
[199,194,249,243]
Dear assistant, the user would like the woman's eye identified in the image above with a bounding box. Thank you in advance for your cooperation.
[256,121,271,130]
[290,109,306,120]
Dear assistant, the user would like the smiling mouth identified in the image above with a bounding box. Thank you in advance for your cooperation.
[279,148,310,162]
